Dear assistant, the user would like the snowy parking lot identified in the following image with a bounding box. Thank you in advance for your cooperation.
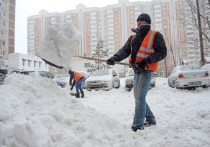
[0,74,210,147]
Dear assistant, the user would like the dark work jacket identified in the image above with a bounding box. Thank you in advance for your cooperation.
[113,27,167,65]
[69,71,76,89]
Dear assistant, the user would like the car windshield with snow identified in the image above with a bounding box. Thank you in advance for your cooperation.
[85,69,120,91]
[168,65,209,89]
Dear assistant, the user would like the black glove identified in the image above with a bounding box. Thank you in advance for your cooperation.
[136,60,148,71]
[107,57,116,65]
[131,64,139,74]
[132,60,148,74]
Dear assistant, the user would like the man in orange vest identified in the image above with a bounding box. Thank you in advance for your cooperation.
[69,70,85,98]
[107,13,167,132]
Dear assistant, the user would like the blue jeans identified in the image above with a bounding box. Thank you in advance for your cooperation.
[75,78,84,93]
[132,70,155,128]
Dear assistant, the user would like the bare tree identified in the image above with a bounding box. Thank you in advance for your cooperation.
[185,0,210,42]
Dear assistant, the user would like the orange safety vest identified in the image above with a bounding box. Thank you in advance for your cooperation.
[73,71,83,82]
[129,29,159,71]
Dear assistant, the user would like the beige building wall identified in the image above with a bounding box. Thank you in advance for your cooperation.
[26,0,210,76]
[0,0,16,68]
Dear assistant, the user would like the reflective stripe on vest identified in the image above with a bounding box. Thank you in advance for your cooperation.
[136,30,155,59]
[73,71,83,82]
[129,30,159,71]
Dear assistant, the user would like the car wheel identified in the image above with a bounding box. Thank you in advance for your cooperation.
[172,80,175,88]
[202,85,209,88]
[168,79,172,87]
[126,88,132,91]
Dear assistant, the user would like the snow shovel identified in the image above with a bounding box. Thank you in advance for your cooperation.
[70,90,75,96]
[74,56,130,66]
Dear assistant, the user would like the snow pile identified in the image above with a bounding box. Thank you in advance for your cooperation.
[1,74,210,146]
[36,23,81,68]
[0,74,140,147]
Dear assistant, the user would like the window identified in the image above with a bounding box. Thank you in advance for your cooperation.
[39,62,42,68]
[0,20,5,26]
[22,59,26,66]
[34,61,37,67]
[0,10,6,16]
[28,60,31,67]
[0,50,4,56]
[0,1,6,7]
[1,30,5,36]
[0,40,5,46]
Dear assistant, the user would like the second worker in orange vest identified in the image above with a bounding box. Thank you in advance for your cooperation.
[69,70,85,98]
[107,13,167,132]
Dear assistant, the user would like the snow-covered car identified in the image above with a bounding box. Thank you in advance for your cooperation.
[0,68,21,84]
[201,64,210,73]
[168,65,209,89]
[201,64,210,86]
[85,69,120,91]
[20,71,54,79]
[53,71,88,88]
[125,68,156,91]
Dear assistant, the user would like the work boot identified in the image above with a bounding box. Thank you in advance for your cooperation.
[75,92,80,98]
[81,91,85,98]
[131,126,144,132]
[144,119,157,127]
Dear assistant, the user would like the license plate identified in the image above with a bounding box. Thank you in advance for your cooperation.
[188,81,202,86]
[90,84,101,88]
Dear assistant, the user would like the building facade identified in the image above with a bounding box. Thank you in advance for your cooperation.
[8,53,49,71]
[0,0,15,68]
[27,0,210,76]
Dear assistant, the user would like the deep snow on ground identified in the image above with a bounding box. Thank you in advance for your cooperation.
[0,74,210,147]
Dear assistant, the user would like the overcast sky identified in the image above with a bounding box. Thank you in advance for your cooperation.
[15,0,148,54]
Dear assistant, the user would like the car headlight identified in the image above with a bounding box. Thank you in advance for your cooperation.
[126,79,133,85]
[102,81,109,86]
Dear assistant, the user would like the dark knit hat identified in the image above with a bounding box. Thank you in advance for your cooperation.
[69,70,73,74]
[136,13,151,24]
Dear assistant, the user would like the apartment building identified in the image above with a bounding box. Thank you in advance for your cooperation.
[184,0,210,65]
[0,0,15,68]
[27,0,210,76]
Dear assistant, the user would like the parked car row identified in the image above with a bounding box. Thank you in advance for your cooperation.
[2,64,210,90]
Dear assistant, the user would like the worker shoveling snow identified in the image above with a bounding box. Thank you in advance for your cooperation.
[36,23,81,69]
